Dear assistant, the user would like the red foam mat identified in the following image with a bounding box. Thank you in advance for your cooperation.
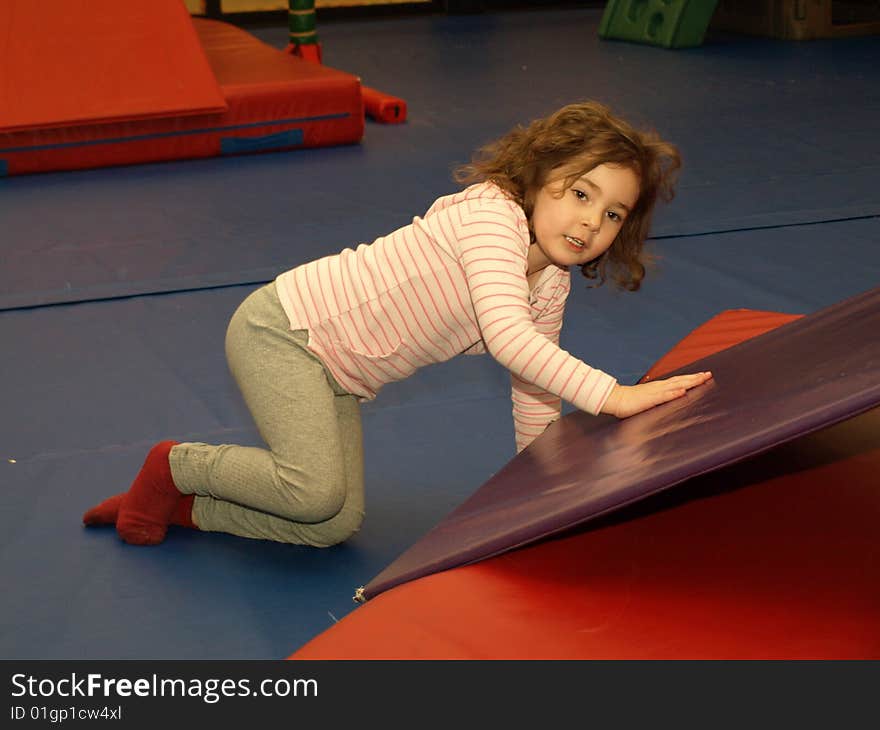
[290,310,880,659]
[640,309,803,382]
[0,17,363,175]
[0,0,227,132]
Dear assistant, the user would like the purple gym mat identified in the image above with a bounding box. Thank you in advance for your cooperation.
[360,285,880,601]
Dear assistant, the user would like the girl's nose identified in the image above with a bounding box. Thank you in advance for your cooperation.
[583,214,601,233]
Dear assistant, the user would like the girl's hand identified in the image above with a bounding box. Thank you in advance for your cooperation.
[601,372,713,418]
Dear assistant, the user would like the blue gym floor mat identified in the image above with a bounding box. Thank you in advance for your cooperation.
[2,216,879,658]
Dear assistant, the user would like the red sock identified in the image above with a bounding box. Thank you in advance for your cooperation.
[114,441,189,545]
[83,493,124,526]
[83,493,197,530]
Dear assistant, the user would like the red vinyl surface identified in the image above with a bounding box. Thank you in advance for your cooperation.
[290,309,880,659]
[0,16,363,175]
[0,0,227,132]
[640,309,803,382]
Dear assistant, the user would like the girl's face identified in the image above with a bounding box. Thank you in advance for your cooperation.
[529,163,640,274]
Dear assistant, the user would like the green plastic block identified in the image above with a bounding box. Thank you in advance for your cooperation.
[598,0,720,49]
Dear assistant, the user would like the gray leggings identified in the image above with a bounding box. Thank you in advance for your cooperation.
[169,282,365,547]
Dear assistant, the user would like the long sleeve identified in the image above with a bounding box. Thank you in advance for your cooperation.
[447,196,618,450]
[275,182,617,452]
[510,280,565,452]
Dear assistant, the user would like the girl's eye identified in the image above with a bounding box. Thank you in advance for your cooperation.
[607,211,621,222]
[573,189,588,201]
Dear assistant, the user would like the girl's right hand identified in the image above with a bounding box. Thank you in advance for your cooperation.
[600,372,713,418]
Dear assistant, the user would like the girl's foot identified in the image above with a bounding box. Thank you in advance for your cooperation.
[82,441,191,545]
[83,492,196,531]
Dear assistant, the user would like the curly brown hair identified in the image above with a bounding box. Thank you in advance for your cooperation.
[454,101,680,291]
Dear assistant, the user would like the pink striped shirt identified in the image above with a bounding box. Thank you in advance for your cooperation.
[275,181,617,452]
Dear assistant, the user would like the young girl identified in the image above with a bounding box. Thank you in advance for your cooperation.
[83,101,712,547]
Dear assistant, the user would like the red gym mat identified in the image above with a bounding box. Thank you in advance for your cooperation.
[0,0,227,132]
[290,308,880,659]
[0,6,363,175]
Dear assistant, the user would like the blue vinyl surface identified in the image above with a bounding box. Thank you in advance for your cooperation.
[1,7,878,659]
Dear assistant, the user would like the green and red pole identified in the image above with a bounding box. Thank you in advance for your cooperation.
[286,0,321,63]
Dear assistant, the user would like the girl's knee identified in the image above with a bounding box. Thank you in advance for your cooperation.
[274,464,347,523]
[306,509,365,548]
